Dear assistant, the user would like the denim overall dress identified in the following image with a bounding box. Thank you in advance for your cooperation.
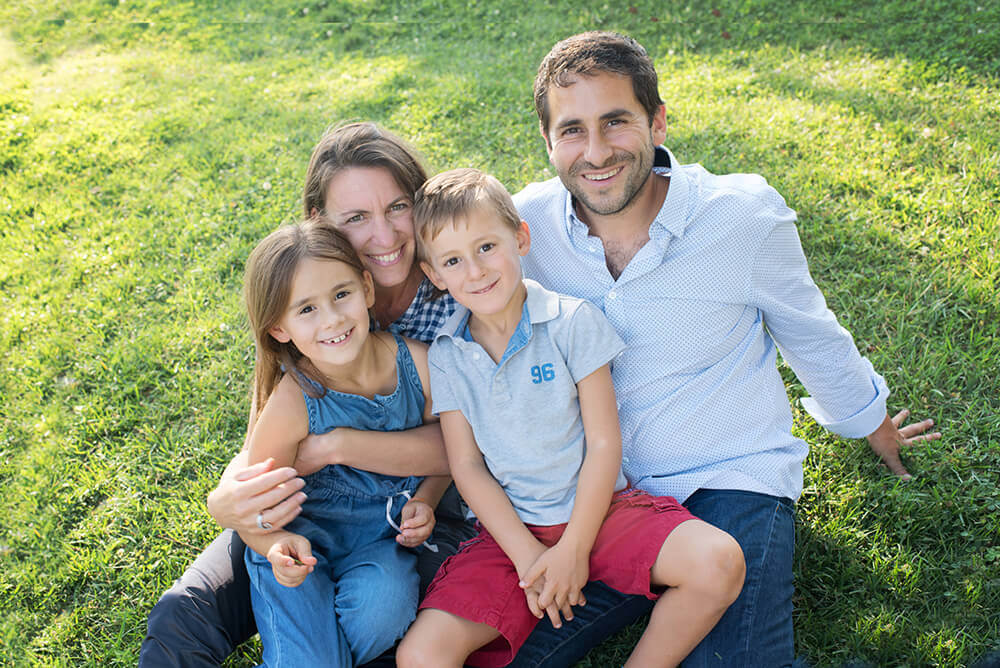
[245,333,426,667]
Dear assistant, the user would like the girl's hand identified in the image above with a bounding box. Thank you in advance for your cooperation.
[395,499,436,548]
[519,542,589,628]
[207,457,306,535]
[267,534,317,588]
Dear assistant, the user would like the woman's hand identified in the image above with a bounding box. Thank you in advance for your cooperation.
[207,456,306,535]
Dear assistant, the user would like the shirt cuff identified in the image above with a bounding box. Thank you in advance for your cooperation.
[799,360,890,439]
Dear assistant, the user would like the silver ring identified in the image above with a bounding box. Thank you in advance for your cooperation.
[256,512,272,530]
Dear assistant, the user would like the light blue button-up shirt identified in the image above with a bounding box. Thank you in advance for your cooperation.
[514,147,889,503]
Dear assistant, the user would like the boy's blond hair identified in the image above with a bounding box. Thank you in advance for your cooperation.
[413,168,521,259]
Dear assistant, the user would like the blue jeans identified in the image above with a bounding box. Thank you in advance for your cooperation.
[510,488,796,667]
[245,467,421,667]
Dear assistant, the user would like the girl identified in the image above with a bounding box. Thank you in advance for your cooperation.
[239,218,450,667]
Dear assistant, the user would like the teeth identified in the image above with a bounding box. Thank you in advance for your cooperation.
[585,167,621,182]
[369,248,403,265]
[323,330,350,344]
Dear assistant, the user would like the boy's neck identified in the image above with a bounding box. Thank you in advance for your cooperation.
[467,280,528,364]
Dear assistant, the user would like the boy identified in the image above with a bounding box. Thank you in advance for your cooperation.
[396,168,745,668]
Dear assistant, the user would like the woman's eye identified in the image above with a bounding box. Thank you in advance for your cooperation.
[343,214,364,225]
[389,201,409,212]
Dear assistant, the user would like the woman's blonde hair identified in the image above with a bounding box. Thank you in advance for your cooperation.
[243,219,367,417]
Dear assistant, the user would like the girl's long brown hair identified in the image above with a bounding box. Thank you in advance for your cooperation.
[243,219,368,420]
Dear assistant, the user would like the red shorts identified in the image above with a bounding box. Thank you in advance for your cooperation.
[419,489,696,668]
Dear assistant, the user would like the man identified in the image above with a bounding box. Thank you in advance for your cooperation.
[508,31,941,666]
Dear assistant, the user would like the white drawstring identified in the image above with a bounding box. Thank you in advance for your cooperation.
[385,490,439,553]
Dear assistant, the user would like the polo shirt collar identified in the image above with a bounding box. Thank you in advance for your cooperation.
[434,279,559,345]
[562,146,692,243]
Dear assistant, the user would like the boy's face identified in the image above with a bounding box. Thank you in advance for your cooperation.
[420,207,531,318]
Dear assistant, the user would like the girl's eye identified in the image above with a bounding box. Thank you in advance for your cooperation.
[335,290,350,300]
[299,305,315,315]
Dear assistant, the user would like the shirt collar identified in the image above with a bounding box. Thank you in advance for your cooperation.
[563,146,692,243]
[434,279,560,344]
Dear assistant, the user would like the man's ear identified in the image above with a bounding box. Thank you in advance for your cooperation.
[516,220,531,257]
[269,325,291,343]
[420,261,447,293]
[540,120,553,154]
[651,104,667,147]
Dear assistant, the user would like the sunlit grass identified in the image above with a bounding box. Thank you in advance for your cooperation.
[1,1,998,665]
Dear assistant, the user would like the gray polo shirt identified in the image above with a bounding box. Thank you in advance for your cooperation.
[428,279,628,526]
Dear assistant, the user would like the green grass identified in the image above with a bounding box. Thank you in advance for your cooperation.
[1,1,998,665]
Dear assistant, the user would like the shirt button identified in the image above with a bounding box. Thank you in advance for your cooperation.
[473,352,481,361]
[608,290,617,300]
[623,456,630,464]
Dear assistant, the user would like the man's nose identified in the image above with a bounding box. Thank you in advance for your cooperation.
[584,130,614,167]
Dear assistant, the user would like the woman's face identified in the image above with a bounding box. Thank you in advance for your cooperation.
[323,166,418,290]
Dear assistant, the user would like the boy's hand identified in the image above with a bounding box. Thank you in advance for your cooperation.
[266,534,317,587]
[519,542,589,628]
[396,498,436,548]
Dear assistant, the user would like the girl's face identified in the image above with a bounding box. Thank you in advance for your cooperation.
[269,257,375,372]
[323,167,417,291]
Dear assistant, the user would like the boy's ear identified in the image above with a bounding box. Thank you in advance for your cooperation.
[420,260,447,292]
[361,270,376,309]
[516,220,531,257]
[269,325,291,343]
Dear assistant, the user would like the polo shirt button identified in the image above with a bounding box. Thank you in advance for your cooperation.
[473,352,481,361]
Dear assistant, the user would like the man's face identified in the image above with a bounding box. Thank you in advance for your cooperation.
[542,72,666,219]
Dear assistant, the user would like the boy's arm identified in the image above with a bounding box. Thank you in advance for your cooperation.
[521,364,621,611]
[438,410,546,575]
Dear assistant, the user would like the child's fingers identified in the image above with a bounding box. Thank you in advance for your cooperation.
[544,602,563,629]
[523,586,544,619]
[519,562,544,590]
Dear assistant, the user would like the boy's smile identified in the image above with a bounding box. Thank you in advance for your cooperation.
[421,208,531,326]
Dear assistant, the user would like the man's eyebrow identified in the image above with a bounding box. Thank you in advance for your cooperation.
[553,108,634,131]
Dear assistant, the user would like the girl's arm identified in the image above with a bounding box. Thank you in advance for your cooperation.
[519,364,621,613]
[207,383,305,535]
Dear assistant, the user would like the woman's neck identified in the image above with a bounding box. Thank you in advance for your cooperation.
[372,267,425,328]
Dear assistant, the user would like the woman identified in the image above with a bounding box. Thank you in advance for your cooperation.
[139,123,472,666]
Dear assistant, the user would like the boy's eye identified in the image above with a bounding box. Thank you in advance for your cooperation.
[479,242,495,253]
[442,257,459,268]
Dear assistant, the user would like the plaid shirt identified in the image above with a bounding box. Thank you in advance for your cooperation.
[381,278,457,344]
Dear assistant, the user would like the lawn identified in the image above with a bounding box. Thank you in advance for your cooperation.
[1,1,998,666]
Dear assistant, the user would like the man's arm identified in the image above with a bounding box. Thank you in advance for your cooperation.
[752,217,941,476]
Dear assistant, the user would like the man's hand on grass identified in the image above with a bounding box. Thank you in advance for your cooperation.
[866,409,942,479]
